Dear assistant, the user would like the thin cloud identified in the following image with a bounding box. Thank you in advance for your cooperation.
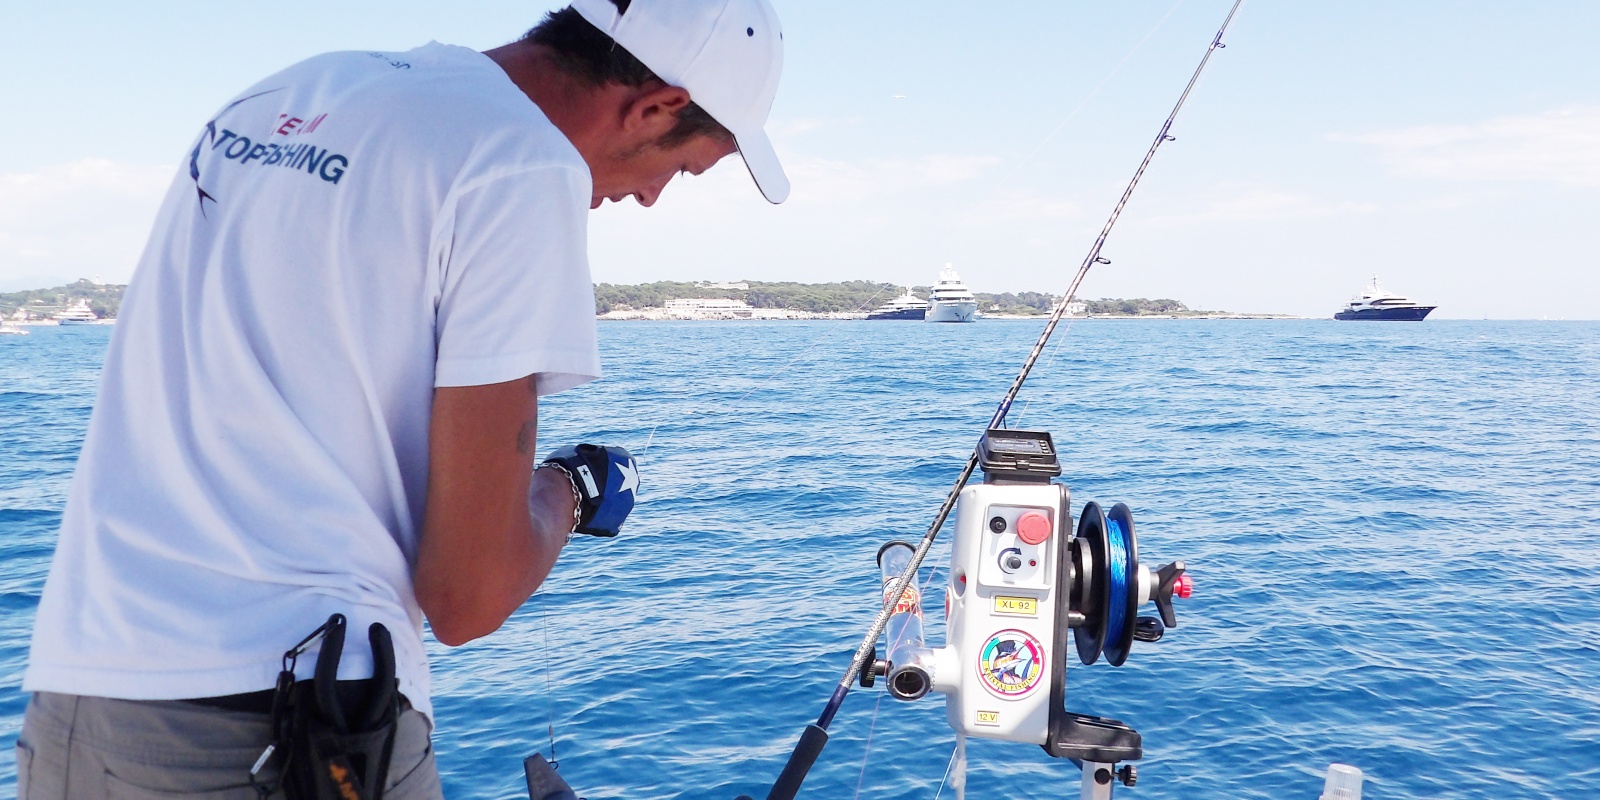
[768,117,846,139]
[598,150,1003,212]
[0,159,174,290]
[1141,185,1379,227]
[960,190,1084,226]
[780,153,1000,206]
[1332,106,1600,186]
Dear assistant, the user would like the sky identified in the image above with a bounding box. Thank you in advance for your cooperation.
[1,1,1597,319]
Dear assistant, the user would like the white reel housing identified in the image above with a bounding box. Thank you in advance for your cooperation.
[872,429,1190,769]
[938,479,1071,743]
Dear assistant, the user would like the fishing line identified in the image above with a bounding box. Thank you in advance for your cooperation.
[950,733,967,800]
[634,282,894,461]
[1104,515,1130,654]
[764,7,1245,795]
[540,592,559,768]
[848,557,950,798]
[543,282,892,772]
[930,1,1186,442]
[726,284,894,410]
[849,692,883,800]
[930,739,959,800]
[1009,312,1080,430]
[963,0,1189,214]
[637,1,1188,464]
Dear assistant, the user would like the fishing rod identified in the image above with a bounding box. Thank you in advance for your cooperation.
[762,2,1245,797]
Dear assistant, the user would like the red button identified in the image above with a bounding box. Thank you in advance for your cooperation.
[1175,573,1193,599]
[1015,512,1051,545]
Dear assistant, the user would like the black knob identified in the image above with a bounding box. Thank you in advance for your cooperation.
[859,656,888,688]
[1118,764,1138,786]
[1153,561,1188,628]
[1004,554,1023,570]
[989,516,1007,533]
[1133,616,1165,643]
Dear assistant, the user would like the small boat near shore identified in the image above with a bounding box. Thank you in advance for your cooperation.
[1334,276,1435,321]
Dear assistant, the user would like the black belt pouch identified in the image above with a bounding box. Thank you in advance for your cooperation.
[271,614,400,800]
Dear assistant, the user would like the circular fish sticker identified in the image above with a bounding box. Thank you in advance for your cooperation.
[977,629,1045,698]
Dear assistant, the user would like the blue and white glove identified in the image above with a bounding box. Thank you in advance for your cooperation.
[541,444,638,538]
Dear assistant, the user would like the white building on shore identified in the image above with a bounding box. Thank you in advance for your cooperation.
[599,298,858,321]
[664,298,754,319]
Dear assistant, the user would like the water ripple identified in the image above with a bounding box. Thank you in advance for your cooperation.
[2,321,1598,799]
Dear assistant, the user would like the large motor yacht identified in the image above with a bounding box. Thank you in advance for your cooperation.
[926,265,979,323]
[1334,276,1435,321]
[54,301,100,325]
[867,288,928,320]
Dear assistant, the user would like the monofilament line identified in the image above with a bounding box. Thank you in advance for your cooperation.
[965,0,1189,213]
[635,282,893,461]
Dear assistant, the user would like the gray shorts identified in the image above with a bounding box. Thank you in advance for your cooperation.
[16,692,443,799]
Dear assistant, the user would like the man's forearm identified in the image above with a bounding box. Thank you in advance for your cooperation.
[416,473,571,646]
[414,378,575,647]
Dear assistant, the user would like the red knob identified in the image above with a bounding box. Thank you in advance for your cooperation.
[1015,512,1051,545]
[1174,573,1193,599]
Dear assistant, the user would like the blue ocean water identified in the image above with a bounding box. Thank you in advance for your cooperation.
[3,319,1598,799]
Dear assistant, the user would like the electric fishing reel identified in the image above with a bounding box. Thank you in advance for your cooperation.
[861,428,1192,797]
[1070,500,1193,669]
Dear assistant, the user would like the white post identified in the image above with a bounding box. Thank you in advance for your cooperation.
[1321,763,1364,799]
[1079,762,1116,800]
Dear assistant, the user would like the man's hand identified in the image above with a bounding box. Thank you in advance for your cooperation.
[541,444,638,537]
[414,375,574,647]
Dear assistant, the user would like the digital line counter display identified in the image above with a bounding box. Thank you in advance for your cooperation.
[977,429,1062,481]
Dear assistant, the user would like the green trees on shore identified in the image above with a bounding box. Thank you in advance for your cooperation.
[0,279,125,319]
[594,280,1197,316]
[594,280,899,315]
[1,278,1201,319]
[1082,297,1190,315]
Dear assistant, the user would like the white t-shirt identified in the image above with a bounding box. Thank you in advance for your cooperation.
[24,43,600,721]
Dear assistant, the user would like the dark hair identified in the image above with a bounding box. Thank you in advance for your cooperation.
[525,4,733,147]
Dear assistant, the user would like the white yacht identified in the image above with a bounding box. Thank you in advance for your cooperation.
[925,265,979,323]
[867,288,928,321]
[54,301,100,325]
[1334,276,1435,321]
[0,321,28,336]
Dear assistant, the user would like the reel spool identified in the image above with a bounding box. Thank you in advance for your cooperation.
[1073,502,1142,667]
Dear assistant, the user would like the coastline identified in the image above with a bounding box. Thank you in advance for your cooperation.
[596,311,1305,321]
[8,319,117,326]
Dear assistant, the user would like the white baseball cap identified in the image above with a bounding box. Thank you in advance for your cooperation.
[571,0,790,204]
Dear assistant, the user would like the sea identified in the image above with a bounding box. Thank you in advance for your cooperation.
[2,319,1598,800]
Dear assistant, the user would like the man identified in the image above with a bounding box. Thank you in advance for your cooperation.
[17,0,787,797]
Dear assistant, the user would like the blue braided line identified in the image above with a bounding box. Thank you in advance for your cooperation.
[1104,517,1129,658]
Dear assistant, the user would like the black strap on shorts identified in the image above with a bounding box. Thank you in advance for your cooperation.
[188,681,389,716]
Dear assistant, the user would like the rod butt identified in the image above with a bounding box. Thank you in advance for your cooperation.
[766,724,830,800]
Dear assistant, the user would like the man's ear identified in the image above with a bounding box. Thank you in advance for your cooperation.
[621,83,692,140]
